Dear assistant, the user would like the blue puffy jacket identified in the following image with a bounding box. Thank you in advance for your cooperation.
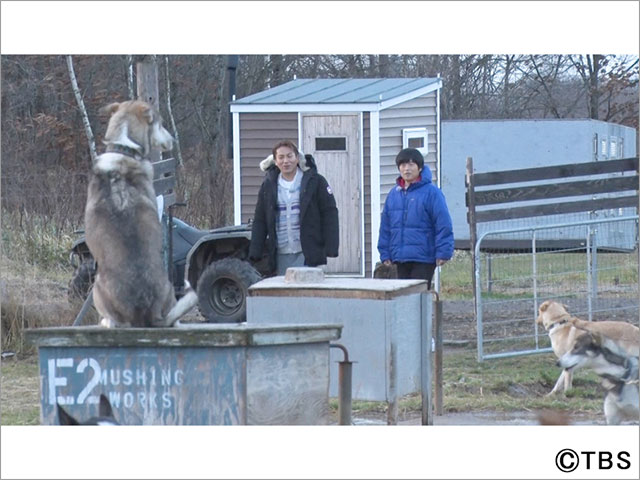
[378,166,454,264]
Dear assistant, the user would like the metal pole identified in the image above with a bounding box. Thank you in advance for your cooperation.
[591,228,598,302]
[486,253,493,293]
[420,292,433,425]
[167,207,175,284]
[532,230,539,350]
[72,289,94,326]
[474,238,484,362]
[329,344,352,425]
[586,228,593,321]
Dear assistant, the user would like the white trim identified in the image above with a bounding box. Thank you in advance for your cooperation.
[233,112,241,225]
[370,111,381,270]
[359,112,366,277]
[297,112,303,153]
[435,81,442,293]
[436,80,442,189]
[378,81,442,110]
[402,127,429,156]
[231,103,380,113]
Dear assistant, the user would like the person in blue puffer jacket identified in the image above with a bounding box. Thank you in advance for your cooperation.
[377,148,454,289]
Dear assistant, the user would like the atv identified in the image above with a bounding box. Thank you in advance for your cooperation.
[68,217,270,323]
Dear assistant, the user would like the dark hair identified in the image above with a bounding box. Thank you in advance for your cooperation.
[395,148,424,170]
[272,140,299,159]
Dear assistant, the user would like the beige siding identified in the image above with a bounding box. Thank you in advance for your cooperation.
[239,112,298,222]
[363,113,372,277]
[379,93,438,210]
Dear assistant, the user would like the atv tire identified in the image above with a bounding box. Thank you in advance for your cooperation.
[68,260,95,302]
[196,258,262,323]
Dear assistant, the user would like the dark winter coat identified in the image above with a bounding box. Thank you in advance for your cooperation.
[249,153,339,275]
[378,165,454,264]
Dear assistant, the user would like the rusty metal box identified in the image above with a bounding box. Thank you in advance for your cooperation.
[26,323,341,425]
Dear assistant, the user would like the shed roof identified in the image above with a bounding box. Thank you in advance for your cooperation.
[232,78,441,105]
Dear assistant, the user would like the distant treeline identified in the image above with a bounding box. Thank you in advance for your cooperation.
[1,54,637,230]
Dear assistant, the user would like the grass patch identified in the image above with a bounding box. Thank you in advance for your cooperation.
[438,348,602,414]
[0,356,40,425]
[440,249,638,300]
[1,209,76,272]
[327,347,604,421]
[4,347,607,425]
[1,211,80,353]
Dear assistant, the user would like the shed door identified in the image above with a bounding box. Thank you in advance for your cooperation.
[302,114,361,275]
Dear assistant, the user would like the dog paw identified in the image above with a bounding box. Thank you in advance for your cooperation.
[99,318,117,328]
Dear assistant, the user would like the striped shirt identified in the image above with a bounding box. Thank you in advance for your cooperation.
[276,169,302,253]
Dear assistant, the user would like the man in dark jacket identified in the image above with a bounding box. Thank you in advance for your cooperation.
[378,148,454,289]
[249,140,339,275]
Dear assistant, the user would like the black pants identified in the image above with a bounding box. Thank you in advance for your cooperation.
[395,262,436,290]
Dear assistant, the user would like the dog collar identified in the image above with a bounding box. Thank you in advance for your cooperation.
[548,317,569,332]
[552,314,572,325]
[105,144,144,160]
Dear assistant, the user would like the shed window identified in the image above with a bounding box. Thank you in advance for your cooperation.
[402,127,428,155]
[315,137,347,151]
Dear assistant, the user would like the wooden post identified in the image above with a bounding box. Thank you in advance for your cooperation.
[434,296,443,416]
[136,56,161,164]
[136,56,168,272]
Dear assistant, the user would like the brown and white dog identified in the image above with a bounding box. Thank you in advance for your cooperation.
[536,300,639,395]
[85,100,197,328]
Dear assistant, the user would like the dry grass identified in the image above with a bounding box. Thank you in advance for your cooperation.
[330,347,604,418]
[0,355,40,425]
[1,255,85,353]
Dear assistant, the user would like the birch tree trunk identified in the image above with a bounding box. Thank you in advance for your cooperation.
[164,56,183,166]
[66,55,97,166]
[126,55,135,100]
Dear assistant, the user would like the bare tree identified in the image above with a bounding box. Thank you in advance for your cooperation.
[126,55,135,100]
[164,56,183,166]
[66,55,97,166]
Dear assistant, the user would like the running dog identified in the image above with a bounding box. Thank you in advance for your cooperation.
[85,100,197,328]
[558,331,639,425]
[57,394,119,425]
[536,300,639,395]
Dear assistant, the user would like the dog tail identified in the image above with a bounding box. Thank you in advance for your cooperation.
[165,284,198,326]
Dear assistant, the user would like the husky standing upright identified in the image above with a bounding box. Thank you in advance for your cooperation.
[85,100,197,327]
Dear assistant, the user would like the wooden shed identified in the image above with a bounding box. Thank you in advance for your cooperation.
[230,77,443,277]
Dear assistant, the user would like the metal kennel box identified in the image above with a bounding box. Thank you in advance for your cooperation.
[247,276,433,405]
[26,323,341,425]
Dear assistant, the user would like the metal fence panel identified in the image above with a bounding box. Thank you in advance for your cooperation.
[475,215,639,361]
